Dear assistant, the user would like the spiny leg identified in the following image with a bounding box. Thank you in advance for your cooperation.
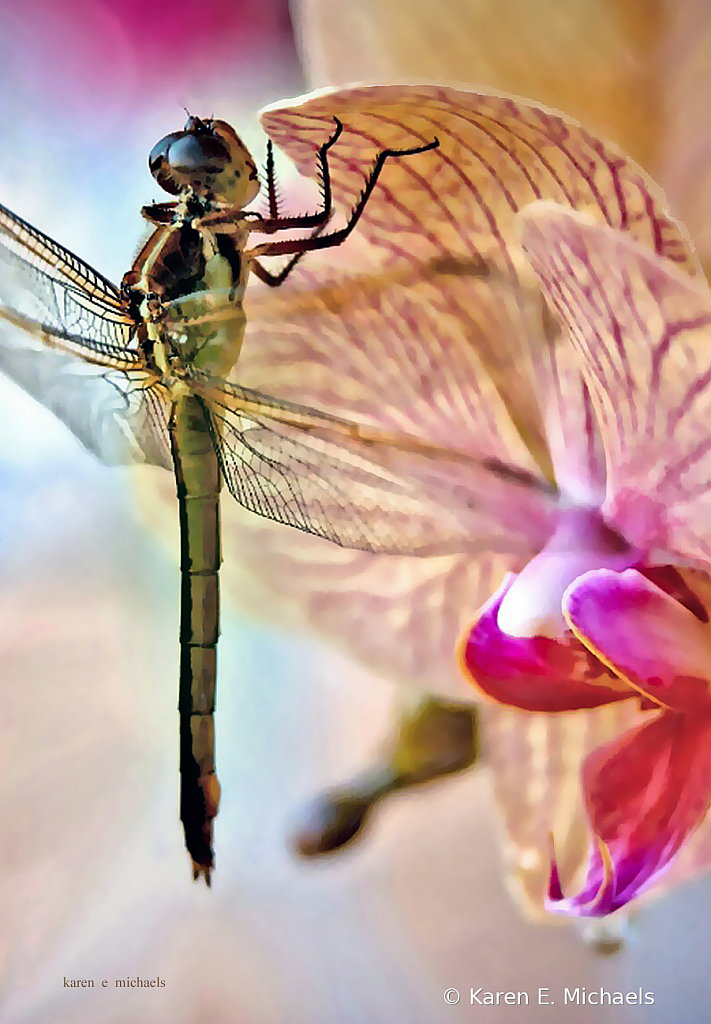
[265,139,280,220]
[254,117,344,234]
[292,696,479,856]
[250,130,440,268]
[250,218,330,288]
[252,128,339,285]
[250,129,439,287]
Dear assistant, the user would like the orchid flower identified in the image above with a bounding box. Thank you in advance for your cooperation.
[460,202,711,916]
[197,82,711,920]
[228,0,711,927]
[235,0,711,928]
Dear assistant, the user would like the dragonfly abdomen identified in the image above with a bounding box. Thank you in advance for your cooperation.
[170,392,222,882]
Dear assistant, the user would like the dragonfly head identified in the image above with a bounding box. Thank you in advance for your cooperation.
[149,116,260,207]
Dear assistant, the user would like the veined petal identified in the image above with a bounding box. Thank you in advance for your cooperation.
[262,85,699,276]
[482,699,644,918]
[218,499,515,698]
[564,568,711,713]
[245,259,607,504]
[518,203,711,563]
[243,263,551,480]
[261,86,699,502]
[537,331,608,505]
[548,711,711,915]
[460,575,633,711]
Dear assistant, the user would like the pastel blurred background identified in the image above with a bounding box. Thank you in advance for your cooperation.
[1,1,711,1021]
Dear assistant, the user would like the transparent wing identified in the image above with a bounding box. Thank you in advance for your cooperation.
[0,201,132,353]
[0,202,172,468]
[188,368,557,556]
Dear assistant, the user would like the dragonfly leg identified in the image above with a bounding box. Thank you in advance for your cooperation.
[291,696,479,856]
[250,218,331,288]
[141,201,180,225]
[249,117,344,234]
[196,119,341,237]
[264,139,280,219]
[245,131,439,269]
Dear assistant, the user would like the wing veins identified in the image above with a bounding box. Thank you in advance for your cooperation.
[189,368,555,495]
[186,368,555,554]
[0,201,125,313]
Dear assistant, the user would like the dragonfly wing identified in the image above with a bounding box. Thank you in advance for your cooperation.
[0,324,168,467]
[0,201,131,348]
[0,202,172,469]
[189,370,557,556]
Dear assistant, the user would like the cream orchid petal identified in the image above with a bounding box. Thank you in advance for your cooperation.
[519,203,711,563]
[261,85,699,499]
[292,0,666,175]
[243,264,549,478]
[261,85,699,277]
[659,2,711,272]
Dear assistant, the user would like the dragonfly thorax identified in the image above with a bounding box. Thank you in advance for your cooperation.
[149,116,260,208]
[139,315,194,387]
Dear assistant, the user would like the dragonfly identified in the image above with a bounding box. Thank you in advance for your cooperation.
[0,113,554,883]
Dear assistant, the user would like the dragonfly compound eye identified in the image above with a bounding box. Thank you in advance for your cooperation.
[149,129,232,197]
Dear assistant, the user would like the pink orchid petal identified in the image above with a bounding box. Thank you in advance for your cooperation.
[548,710,711,915]
[496,505,639,638]
[243,268,558,556]
[261,86,699,504]
[482,699,644,917]
[564,568,711,714]
[262,86,699,276]
[460,575,633,711]
[518,203,711,563]
[244,264,550,480]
